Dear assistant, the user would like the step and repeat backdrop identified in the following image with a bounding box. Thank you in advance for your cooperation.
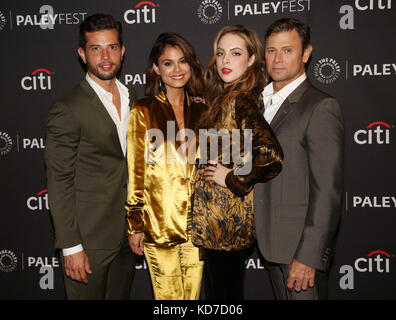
[0,0,395,300]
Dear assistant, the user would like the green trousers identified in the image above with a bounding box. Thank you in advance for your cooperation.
[62,237,136,299]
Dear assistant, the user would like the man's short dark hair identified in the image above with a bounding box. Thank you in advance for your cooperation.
[79,14,123,49]
[265,18,310,52]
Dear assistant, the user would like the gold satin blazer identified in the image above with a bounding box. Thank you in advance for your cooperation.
[125,91,207,247]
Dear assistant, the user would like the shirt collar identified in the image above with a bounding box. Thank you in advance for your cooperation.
[263,82,274,97]
[276,73,307,100]
[263,73,307,101]
[85,73,129,101]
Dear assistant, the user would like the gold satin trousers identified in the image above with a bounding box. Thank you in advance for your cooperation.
[144,238,204,300]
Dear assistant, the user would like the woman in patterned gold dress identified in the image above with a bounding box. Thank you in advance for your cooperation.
[191,25,284,299]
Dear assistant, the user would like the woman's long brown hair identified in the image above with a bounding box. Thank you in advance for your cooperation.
[200,25,266,129]
[145,32,204,97]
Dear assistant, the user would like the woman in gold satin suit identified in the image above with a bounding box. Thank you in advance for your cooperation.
[125,33,206,300]
[191,25,284,299]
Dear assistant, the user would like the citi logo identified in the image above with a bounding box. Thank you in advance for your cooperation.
[124,1,157,24]
[339,250,393,290]
[353,121,391,144]
[27,189,49,211]
[21,68,53,91]
[339,0,392,30]
[354,250,391,273]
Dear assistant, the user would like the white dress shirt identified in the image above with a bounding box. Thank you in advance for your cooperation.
[262,73,307,124]
[62,74,130,256]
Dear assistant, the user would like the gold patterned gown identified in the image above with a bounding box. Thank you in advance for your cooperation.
[191,95,283,252]
[125,91,206,300]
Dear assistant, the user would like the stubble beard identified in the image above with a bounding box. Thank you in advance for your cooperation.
[88,61,120,81]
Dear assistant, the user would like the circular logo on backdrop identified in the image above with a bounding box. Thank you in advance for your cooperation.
[313,58,341,84]
[0,132,13,155]
[0,250,18,272]
[197,0,223,24]
[0,11,6,31]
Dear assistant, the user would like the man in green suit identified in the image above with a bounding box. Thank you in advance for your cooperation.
[45,14,136,299]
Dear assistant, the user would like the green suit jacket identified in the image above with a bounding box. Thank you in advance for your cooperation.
[45,79,135,250]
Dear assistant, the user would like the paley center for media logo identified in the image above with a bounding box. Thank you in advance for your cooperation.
[353,121,392,145]
[346,190,395,221]
[13,5,87,30]
[1,133,45,153]
[197,0,223,24]
[339,250,394,290]
[124,1,158,24]
[339,0,392,30]
[233,0,311,17]
[0,11,6,31]
[313,58,341,84]
[0,249,59,290]
[313,59,395,82]
[347,192,396,210]
[0,131,13,155]
[351,62,396,78]
[199,0,311,23]
[0,249,18,272]
[21,68,53,91]
[124,73,146,86]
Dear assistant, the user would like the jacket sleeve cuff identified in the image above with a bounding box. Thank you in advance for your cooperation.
[125,204,145,235]
[225,170,251,197]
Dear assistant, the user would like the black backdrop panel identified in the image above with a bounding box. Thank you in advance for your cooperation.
[0,0,395,300]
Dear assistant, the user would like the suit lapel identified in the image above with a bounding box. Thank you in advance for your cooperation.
[80,79,124,157]
[155,90,192,149]
[270,98,293,131]
[270,79,311,131]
